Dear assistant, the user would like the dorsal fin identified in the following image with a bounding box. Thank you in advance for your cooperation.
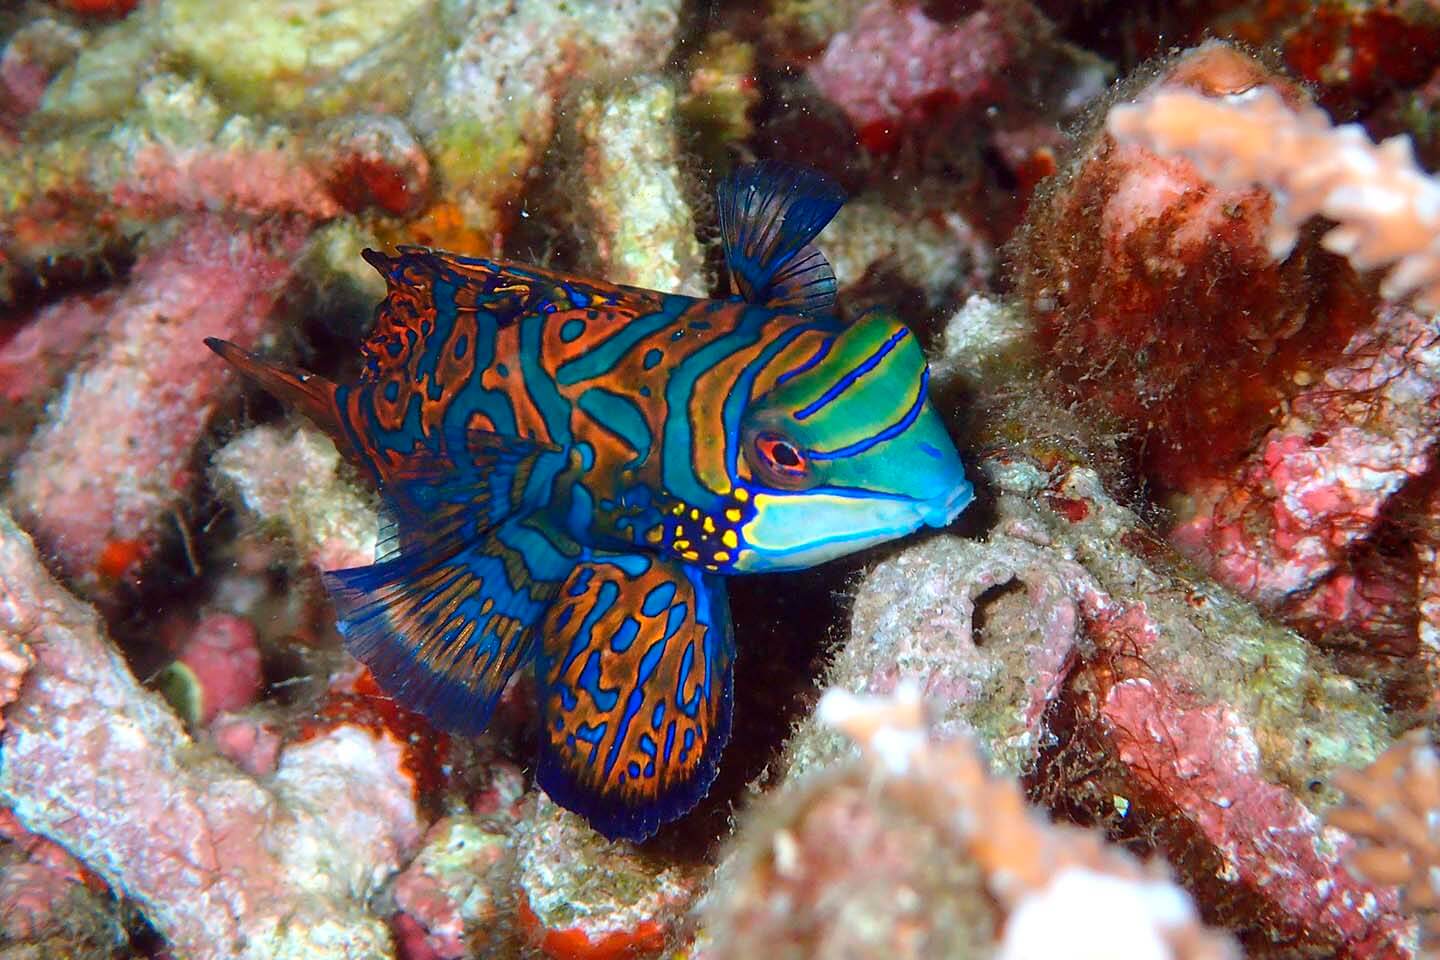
[716,161,846,315]
[359,246,644,384]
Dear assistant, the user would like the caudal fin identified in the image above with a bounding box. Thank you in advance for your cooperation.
[206,338,350,455]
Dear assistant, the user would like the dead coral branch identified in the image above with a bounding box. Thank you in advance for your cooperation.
[1107,85,1440,314]
[0,509,420,960]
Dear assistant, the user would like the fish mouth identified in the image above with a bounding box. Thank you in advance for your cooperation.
[915,477,974,529]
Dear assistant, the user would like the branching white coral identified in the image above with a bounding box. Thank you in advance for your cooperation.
[1107,86,1440,314]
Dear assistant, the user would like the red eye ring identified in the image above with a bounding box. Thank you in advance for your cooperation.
[752,431,808,481]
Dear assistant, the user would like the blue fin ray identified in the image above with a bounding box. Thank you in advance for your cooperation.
[717,160,845,315]
[758,241,838,315]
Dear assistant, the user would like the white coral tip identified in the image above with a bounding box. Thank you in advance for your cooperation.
[818,682,928,774]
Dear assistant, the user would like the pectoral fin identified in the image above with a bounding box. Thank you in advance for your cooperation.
[536,553,734,841]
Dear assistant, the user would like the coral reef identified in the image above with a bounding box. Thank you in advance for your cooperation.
[1042,0,1440,122]
[389,815,509,960]
[406,0,684,250]
[701,684,1238,959]
[821,197,994,308]
[570,78,707,296]
[1016,38,1440,723]
[805,0,1105,158]
[6,216,308,596]
[211,422,378,574]
[775,425,1409,955]
[0,508,422,959]
[514,797,704,959]
[1108,84,1440,313]
[1015,42,1328,495]
[3,2,1439,957]
[0,807,120,954]
[153,611,263,726]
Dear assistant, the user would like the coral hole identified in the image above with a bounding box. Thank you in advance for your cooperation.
[971,577,1027,648]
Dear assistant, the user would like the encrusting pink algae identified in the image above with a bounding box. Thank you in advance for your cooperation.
[2,1,1440,958]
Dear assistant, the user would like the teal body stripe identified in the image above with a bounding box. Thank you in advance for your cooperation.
[661,304,772,506]
[555,296,690,386]
[578,387,652,466]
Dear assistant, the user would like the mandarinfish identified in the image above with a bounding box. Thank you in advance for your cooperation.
[207,161,972,841]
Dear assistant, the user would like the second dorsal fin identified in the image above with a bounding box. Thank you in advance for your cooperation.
[716,161,846,316]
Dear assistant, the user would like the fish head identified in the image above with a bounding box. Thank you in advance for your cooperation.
[730,307,972,572]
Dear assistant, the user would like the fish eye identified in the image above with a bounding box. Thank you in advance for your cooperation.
[750,431,809,486]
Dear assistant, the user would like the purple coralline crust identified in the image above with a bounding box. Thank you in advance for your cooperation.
[1171,304,1440,607]
[0,509,421,960]
[807,1,1011,130]
[7,215,308,592]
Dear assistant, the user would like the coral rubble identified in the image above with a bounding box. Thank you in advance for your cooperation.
[7,216,308,597]
[702,684,1238,959]
[776,428,1409,956]
[1018,38,1440,724]
[0,509,418,959]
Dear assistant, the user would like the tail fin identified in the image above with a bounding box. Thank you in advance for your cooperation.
[206,338,352,457]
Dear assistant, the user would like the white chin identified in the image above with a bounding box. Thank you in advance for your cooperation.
[735,492,931,572]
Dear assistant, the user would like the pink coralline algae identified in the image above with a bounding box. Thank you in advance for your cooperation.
[0,18,84,130]
[0,509,423,959]
[390,816,509,960]
[2,117,342,295]
[1169,303,1440,607]
[209,712,283,778]
[154,611,264,726]
[1018,38,1440,718]
[7,2,1440,957]
[0,807,109,944]
[1102,680,1405,954]
[775,434,1409,956]
[807,1,1012,141]
[702,685,1238,960]
[0,283,117,409]
[6,215,308,594]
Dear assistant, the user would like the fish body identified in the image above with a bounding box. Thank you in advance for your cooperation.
[208,162,972,840]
